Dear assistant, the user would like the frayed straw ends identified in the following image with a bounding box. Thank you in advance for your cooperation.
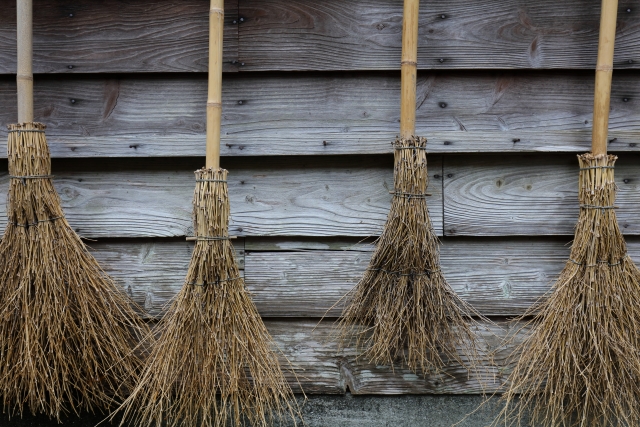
[115,168,299,427]
[0,123,148,420]
[338,136,481,375]
[498,153,640,427]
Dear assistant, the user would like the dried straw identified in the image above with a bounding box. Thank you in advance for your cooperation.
[497,153,640,427]
[0,123,149,420]
[115,168,299,427]
[338,136,482,374]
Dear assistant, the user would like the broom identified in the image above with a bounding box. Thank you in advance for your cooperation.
[338,0,480,375]
[496,1,640,426]
[0,0,149,420]
[113,1,299,426]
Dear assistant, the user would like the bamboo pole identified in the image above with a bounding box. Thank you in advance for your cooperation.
[591,0,618,156]
[400,0,419,139]
[206,0,224,169]
[17,0,33,123]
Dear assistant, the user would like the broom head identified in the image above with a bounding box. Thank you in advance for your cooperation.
[338,136,482,375]
[115,168,299,427]
[0,123,149,420]
[498,153,640,427]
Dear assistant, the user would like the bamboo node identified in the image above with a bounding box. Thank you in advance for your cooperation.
[595,65,613,71]
[400,60,418,66]
[209,7,224,15]
[16,74,33,81]
[206,102,222,108]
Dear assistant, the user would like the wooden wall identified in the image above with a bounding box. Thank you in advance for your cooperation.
[1,0,640,397]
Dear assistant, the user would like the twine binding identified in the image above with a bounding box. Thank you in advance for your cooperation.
[188,277,242,287]
[568,254,629,267]
[195,179,227,183]
[9,215,65,228]
[392,191,429,199]
[579,166,615,170]
[193,236,229,241]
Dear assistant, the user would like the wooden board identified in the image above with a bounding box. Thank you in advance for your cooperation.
[0,72,639,158]
[0,0,239,74]
[444,154,640,236]
[267,320,513,394]
[89,239,245,317]
[0,156,444,238]
[1,0,637,73]
[87,237,640,318]
[239,0,640,71]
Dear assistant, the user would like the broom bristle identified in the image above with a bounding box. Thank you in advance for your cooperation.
[497,153,640,427]
[338,136,482,374]
[0,123,149,420]
[115,168,299,427]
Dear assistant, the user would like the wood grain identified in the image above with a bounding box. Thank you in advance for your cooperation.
[0,156,444,238]
[239,0,640,71]
[0,72,639,158]
[267,320,513,394]
[88,237,640,318]
[0,0,239,74]
[444,154,640,236]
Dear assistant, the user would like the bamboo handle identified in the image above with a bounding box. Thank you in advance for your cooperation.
[206,0,224,169]
[591,0,619,155]
[400,0,420,139]
[17,0,33,123]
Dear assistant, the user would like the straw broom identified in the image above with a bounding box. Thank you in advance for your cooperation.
[338,0,480,375]
[113,1,299,426]
[0,0,149,420]
[496,1,640,426]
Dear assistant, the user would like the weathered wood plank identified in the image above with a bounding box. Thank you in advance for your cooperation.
[0,0,239,74]
[0,157,443,238]
[444,154,640,236]
[268,321,510,395]
[1,72,639,158]
[92,237,640,318]
[239,0,640,71]
[245,237,640,317]
[0,0,637,73]
[89,239,245,318]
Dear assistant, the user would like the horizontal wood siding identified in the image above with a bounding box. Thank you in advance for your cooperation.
[0,0,638,73]
[89,237,640,318]
[0,157,444,238]
[0,72,639,158]
[1,0,640,401]
[0,0,240,74]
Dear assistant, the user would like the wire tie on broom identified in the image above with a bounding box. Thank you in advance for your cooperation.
[188,277,242,286]
[391,191,430,199]
[9,175,54,185]
[369,267,441,276]
[194,236,230,241]
[9,215,64,227]
[569,254,629,267]
[579,166,615,170]
[394,146,427,151]
[580,204,617,214]
[195,179,227,183]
